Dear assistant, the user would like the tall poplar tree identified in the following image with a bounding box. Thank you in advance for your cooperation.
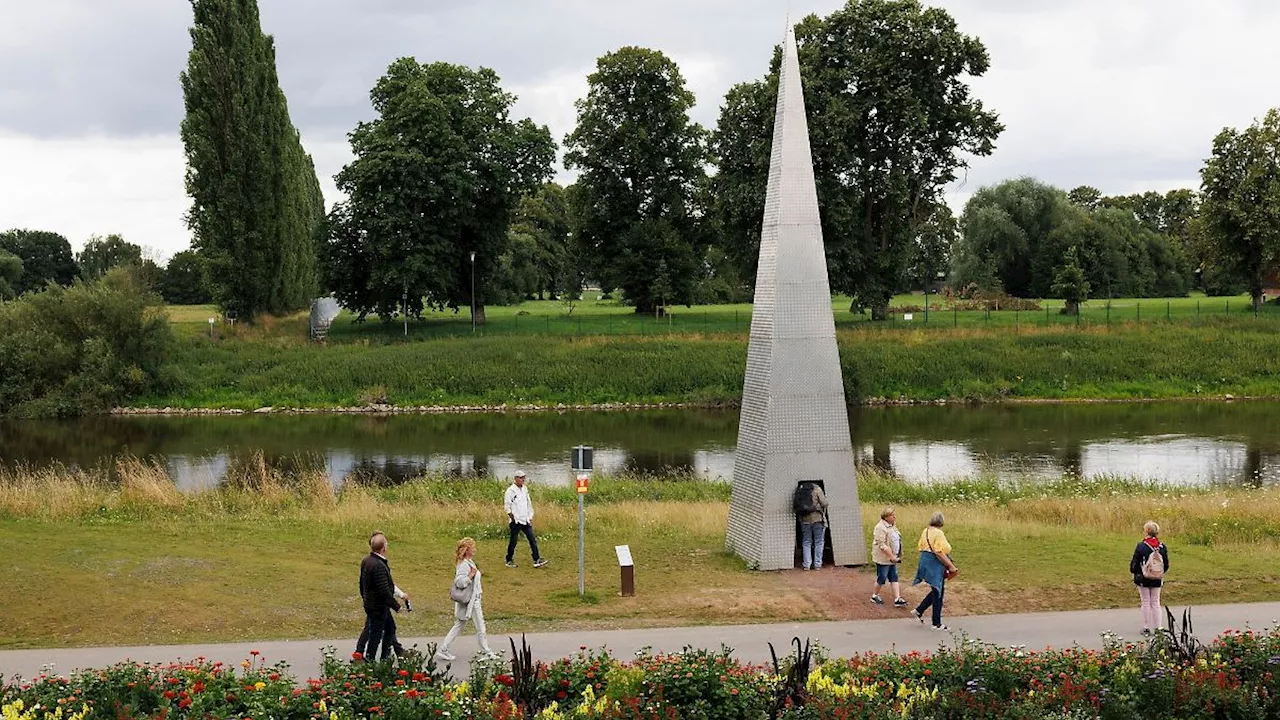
[180,0,323,319]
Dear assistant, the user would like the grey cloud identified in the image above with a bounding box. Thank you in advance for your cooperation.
[0,0,848,141]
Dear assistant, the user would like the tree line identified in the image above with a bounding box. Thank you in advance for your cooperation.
[4,0,1279,322]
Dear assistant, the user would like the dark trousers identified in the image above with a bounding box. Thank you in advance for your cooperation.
[506,522,542,563]
[356,607,401,660]
[916,585,945,627]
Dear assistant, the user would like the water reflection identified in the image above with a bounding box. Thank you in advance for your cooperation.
[3,401,1280,489]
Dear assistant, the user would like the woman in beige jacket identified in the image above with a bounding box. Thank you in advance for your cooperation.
[871,507,906,607]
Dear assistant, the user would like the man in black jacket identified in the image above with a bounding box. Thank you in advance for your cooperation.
[357,531,407,661]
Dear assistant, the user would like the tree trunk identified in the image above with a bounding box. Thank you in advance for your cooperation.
[870,303,890,321]
[1252,290,1264,311]
[474,303,487,325]
[1063,300,1080,316]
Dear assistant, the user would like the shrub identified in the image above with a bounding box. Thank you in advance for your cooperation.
[0,268,172,417]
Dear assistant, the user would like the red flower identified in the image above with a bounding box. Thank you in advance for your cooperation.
[412,673,425,682]
[351,652,364,661]
[162,691,176,700]
[495,674,514,687]
[367,707,382,714]
[177,699,191,710]
[250,650,260,657]
[405,689,419,699]
[192,682,205,694]
[398,669,409,677]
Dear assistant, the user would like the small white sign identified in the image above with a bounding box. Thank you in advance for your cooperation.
[903,313,914,321]
[615,545,633,566]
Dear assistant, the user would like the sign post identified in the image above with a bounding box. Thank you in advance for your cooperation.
[572,446,593,596]
[615,545,634,596]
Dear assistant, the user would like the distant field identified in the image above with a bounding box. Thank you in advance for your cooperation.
[165,292,1280,341]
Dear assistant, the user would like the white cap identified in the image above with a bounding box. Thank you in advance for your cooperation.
[514,470,527,478]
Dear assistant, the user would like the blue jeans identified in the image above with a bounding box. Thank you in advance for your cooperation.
[916,585,945,627]
[876,563,899,584]
[801,522,825,569]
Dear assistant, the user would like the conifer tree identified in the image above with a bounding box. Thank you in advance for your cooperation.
[180,0,323,318]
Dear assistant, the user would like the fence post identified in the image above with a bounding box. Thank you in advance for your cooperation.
[1076,306,1081,326]
[1046,306,1050,324]
[1227,300,1230,315]
[953,307,957,328]
[1015,309,1019,332]
[1106,304,1110,325]
[1196,301,1200,317]
[1167,301,1171,321]
[1137,303,1141,322]
[578,316,582,335]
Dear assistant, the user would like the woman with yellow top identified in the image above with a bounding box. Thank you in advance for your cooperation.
[912,512,958,630]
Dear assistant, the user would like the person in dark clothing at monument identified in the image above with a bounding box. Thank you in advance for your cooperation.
[355,531,409,661]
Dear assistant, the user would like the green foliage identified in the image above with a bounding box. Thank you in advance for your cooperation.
[144,316,1280,409]
[955,178,1192,300]
[499,183,579,302]
[180,0,324,320]
[0,250,21,299]
[1199,108,1280,309]
[76,233,143,281]
[565,46,710,314]
[0,228,77,294]
[10,628,1280,719]
[713,1,1003,319]
[160,250,213,305]
[1050,246,1090,313]
[0,269,173,417]
[324,58,555,322]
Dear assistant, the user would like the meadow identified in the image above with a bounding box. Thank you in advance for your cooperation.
[3,461,1279,649]
[145,300,1280,409]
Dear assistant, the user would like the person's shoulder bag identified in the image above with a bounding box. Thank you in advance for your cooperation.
[449,562,476,604]
[927,531,958,580]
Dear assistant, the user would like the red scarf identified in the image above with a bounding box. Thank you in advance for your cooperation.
[1143,537,1160,550]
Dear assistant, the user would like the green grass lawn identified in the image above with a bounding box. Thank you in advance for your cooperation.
[168,292,1280,342]
[2,470,1277,648]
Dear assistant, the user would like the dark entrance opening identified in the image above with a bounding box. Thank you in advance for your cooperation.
[793,479,834,569]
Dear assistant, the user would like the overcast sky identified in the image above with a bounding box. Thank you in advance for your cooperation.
[2,0,1277,259]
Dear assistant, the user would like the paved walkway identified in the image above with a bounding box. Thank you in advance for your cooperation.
[4,602,1279,682]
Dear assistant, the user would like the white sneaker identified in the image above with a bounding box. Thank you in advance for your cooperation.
[436,650,456,661]
[931,624,949,631]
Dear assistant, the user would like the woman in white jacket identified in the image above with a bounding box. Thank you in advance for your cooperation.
[435,537,498,661]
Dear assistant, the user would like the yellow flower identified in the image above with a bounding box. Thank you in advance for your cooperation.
[254,681,266,691]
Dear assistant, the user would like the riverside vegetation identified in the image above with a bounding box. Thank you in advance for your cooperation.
[3,460,1280,648]
[3,270,1280,417]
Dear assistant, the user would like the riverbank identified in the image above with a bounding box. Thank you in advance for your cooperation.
[3,464,1278,648]
[135,319,1280,412]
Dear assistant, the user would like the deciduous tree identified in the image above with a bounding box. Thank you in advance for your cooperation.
[324,59,554,323]
[0,229,77,294]
[160,250,212,305]
[1199,109,1280,310]
[77,234,143,281]
[0,251,21,299]
[711,1,1002,318]
[564,47,709,314]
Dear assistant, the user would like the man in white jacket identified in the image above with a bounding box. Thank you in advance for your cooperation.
[504,470,548,568]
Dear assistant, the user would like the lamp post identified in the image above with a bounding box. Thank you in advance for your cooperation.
[402,286,408,337]
[470,251,477,333]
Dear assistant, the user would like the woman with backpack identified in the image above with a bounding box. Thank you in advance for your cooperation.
[1130,520,1170,635]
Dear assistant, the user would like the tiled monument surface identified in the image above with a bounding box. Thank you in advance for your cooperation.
[726,26,866,570]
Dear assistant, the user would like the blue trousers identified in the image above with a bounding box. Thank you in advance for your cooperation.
[801,522,826,569]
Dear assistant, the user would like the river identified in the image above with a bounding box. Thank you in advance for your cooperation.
[3,401,1280,490]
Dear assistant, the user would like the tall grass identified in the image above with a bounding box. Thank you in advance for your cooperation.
[5,462,1279,550]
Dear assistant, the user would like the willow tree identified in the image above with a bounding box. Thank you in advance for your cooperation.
[180,0,324,319]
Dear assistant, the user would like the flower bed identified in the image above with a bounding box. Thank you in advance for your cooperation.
[5,626,1280,719]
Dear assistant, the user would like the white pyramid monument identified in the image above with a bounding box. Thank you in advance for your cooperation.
[726,25,866,570]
